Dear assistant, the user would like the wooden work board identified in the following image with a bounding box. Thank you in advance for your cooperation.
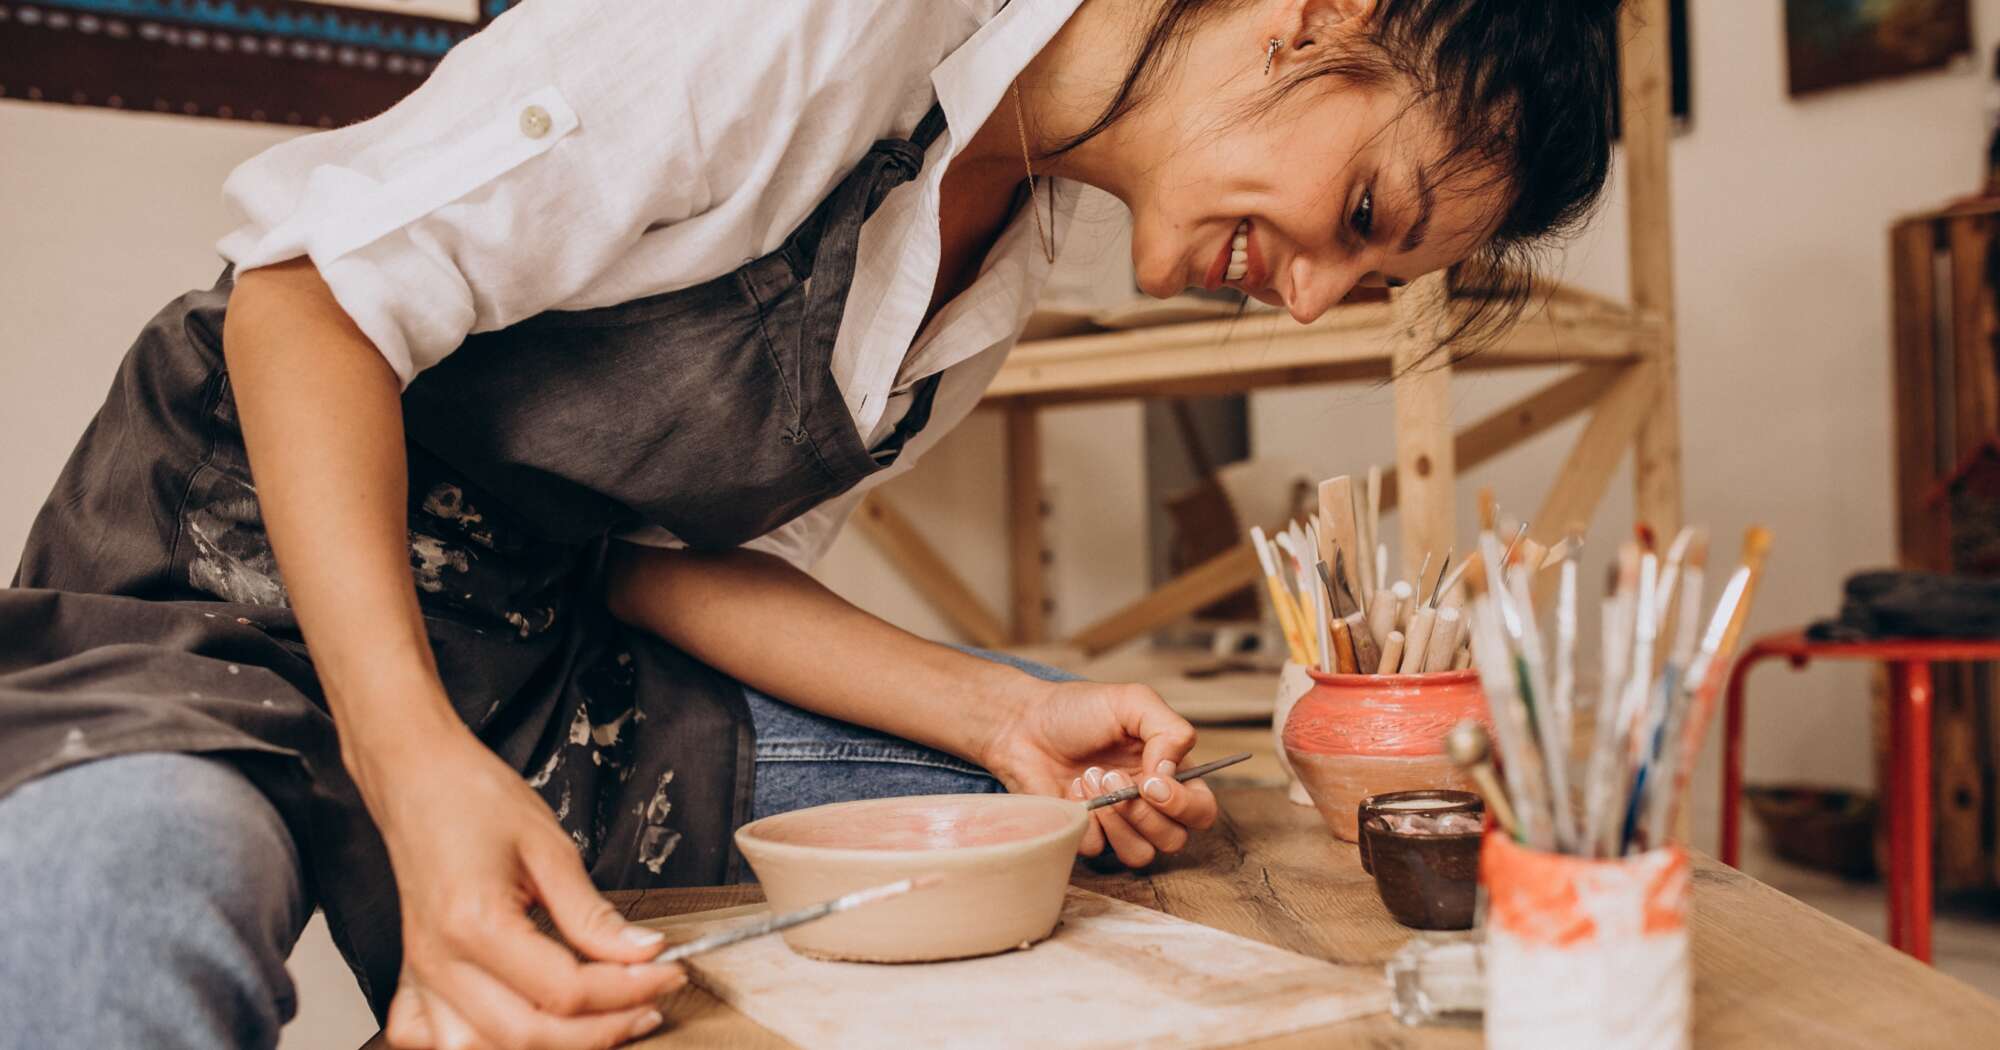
[359,786,2000,1049]
[642,889,1384,1050]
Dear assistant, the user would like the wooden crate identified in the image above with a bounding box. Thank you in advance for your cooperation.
[1889,201,2000,891]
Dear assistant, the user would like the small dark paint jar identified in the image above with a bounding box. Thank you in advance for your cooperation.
[1357,789,1484,931]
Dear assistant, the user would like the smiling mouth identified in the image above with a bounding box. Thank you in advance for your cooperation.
[1202,218,1258,292]
[1226,219,1248,282]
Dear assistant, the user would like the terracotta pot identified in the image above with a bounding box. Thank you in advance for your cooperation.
[735,793,1086,962]
[1281,668,1487,841]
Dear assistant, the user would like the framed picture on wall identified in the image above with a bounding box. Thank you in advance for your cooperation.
[0,0,517,126]
[1785,0,1974,96]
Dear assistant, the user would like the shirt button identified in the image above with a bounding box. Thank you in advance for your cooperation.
[518,104,552,139]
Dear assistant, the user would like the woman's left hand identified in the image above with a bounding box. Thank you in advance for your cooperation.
[981,680,1220,867]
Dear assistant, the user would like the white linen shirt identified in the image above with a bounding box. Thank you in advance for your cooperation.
[217,0,1083,568]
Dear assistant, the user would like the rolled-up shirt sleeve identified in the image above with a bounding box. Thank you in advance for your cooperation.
[217,1,718,385]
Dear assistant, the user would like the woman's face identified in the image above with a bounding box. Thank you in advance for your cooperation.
[1100,5,1510,322]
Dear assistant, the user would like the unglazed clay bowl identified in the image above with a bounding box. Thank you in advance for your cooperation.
[1282,668,1488,841]
[734,793,1087,963]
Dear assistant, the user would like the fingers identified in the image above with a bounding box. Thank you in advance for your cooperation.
[384,979,436,1049]
[1137,760,1221,831]
[1114,687,1197,784]
[524,839,670,964]
[435,960,667,1050]
[1084,767,1156,868]
[1067,776,1106,856]
[447,899,685,1017]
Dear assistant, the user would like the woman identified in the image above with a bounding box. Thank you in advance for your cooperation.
[0,0,1619,1046]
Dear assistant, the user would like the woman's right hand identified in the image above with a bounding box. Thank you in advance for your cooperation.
[359,726,685,1049]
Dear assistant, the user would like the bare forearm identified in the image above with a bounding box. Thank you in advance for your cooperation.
[604,545,1038,767]
[222,259,463,789]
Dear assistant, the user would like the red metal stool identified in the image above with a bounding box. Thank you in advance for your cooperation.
[1722,629,2000,964]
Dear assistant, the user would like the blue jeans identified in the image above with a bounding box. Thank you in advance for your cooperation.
[0,650,1074,1048]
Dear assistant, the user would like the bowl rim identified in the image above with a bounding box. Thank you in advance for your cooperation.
[1305,667,1479,686]
[733,792,1088,864]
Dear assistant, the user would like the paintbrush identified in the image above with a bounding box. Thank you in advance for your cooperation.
[652,875,945,964]
[1446,720,1520,840]
[1084,753,1254,809]
[1655,526,1773,838]
[1250,527,1310,665]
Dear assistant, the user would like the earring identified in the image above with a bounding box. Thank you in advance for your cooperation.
[1263,37,1281,76]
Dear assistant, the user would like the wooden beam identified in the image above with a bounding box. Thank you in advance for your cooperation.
[1532,364,1656,543]
[1378,364,1625,511]
[1005,404,1049,644]
[1060,365,1621,655]
[1067,543,1260,658]
[1391,275,1455,581]
[982,296,1647,403]
[1620,0,1683,536]
[1948,215,1996,460]
[852,493,1009,649]
[1890,219,1942,569]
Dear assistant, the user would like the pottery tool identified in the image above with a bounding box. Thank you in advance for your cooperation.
[1316,476,1365,609]
[1434,550,1479,606]
[654,875,945,964]
[1398,605,1437,674]
[1362,465,1383,603]
[1379,631,1406,675]
[1083,753,1253,810]
[1251,527,1310,665]
[1420,606,1461,673]
[1313,561,1337,674]
[1445,720,1519,839]
[1365,578,1401,651]
[1329,550,1381,673]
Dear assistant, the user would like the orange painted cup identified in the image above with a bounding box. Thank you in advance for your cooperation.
[1481,832,1692,1050]
[1280,668,1487,841]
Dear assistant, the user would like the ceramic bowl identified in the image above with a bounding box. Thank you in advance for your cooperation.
[734,793,1087,962]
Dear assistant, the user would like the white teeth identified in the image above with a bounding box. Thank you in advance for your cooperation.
[1226,219,1249,281]
[1226,258,1247,281]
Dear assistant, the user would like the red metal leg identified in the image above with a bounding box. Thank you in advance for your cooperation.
[1886,662,1909,953]
[1721,655,1755,868]
[1903,661,1934,964]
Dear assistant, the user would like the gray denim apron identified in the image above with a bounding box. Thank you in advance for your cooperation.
[0,105,949,1015]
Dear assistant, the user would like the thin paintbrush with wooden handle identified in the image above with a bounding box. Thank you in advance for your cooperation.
[653,875,944,963]
[1084,753,1253,810]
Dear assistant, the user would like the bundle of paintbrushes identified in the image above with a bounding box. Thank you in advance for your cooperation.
[1247,468,1498,676]
[1455,507,1774,858]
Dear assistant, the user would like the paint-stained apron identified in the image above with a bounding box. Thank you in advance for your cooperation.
[0,106,949,1015]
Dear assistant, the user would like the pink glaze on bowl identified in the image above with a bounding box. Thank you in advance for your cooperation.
[1283,668,1489,841]
[735,793,1086,962]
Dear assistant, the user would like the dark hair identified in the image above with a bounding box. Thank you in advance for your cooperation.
[1050,0,1624,355]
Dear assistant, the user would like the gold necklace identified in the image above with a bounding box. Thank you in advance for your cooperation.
[1012,83,1057,264]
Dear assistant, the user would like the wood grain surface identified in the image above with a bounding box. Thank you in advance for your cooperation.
[362,787,2000,1049]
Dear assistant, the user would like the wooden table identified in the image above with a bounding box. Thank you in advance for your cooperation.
[363,786,2000,1049]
